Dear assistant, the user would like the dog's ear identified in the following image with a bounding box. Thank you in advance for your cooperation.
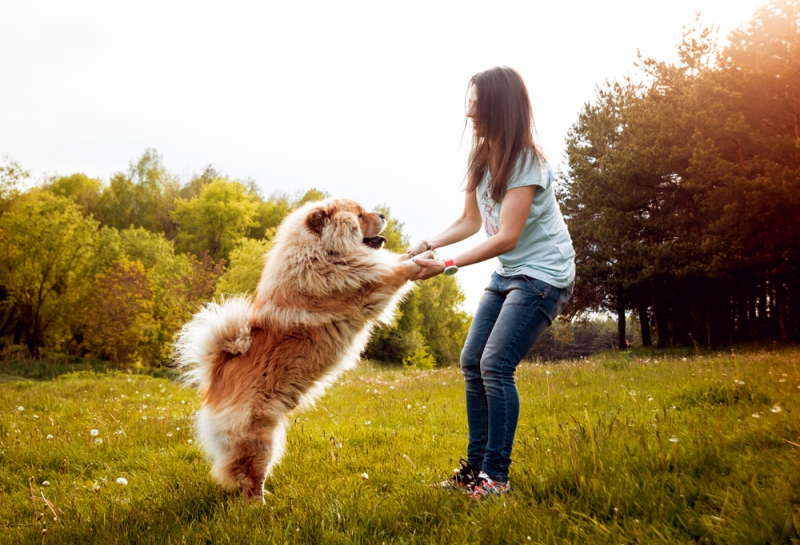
[306,208,328,235]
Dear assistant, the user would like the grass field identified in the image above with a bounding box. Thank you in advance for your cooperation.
[1,347,799,544]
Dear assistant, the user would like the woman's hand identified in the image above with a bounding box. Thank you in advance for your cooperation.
[412,257,445,281]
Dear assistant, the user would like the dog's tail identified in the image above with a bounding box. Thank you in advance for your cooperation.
[173,296,253,393]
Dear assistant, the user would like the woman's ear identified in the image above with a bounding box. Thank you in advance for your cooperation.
[306,208,328,235]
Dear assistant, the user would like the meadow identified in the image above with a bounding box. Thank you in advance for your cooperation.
[0,347,798,544]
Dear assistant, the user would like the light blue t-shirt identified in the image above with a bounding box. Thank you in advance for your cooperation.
[476,153,575,288]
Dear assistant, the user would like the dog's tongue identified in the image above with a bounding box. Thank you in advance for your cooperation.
[363,236,387,249]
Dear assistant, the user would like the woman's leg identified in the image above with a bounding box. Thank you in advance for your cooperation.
[460,273,505,470]
[479,276,567,483]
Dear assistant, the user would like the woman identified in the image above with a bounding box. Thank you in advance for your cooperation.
[409,66,575,498]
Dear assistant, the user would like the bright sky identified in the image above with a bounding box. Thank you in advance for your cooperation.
[0,0,764,313]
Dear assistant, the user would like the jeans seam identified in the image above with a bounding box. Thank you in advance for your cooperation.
[520,275,550,298]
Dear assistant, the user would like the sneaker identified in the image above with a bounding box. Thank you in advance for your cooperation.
[435,458,480,490]
[469,471,510,499]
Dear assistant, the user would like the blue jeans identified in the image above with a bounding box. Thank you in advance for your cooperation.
[460,273,572,482]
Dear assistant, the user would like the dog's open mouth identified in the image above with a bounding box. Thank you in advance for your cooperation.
[363,236,387,250]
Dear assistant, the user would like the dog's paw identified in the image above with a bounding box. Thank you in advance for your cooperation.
[407,240,431,256]
[414,250,435,261]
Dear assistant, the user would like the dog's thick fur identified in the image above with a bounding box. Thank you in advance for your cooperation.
[174,198,427,501]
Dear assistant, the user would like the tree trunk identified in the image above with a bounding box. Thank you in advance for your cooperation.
[652,281,668,348]
[638,299,652,347]
[777,280,789,343]
[617,286,627,350]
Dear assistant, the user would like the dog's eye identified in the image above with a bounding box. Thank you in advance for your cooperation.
[358,213,363,218]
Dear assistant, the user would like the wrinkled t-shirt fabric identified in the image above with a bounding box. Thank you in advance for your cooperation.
[476,152,576,289]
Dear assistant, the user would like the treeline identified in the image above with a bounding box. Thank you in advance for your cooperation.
[0,151,470,365]
[562,0,800,349]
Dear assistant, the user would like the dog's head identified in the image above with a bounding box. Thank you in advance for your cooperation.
[305,199,387,253]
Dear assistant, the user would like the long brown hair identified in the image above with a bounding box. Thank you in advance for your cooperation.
[466,66,542,202]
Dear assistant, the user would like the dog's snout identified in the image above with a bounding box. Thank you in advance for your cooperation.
[379,213,385,220]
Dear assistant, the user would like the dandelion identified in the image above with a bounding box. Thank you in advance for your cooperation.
[33,414,39,419]
[17,406,24,411]
[669,436,678,443]
[166,432,173,438]
[365,421,371,425]
[682,357,687,361]
[90,429,99,436]
[42,481,50,486]
[116,477,128,485]
[422,406,427,409]
[407,404,411,409]
[46,434,53,440]
[187,439,193,445]
[93,482,101,491]
[176,427,180,431]
[95,438,103,445]
[545,370,551,376]
[181,400,186,404]
[142,416,147,420]
[752,413,760,418]
[648,397,654,402]
[361,472,369,480]
[770,405,782,413]
[735,380,745,385]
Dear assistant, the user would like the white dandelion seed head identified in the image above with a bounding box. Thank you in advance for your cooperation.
[95,438,103,444]
[669,436,678,443]
[33,414,39,419]
[42,480,50,486]
[545,370,551,376]
[17,406,24,411]
[176,427,180,431]
[93,483,101,491]
[407,405,411,409]
[361,472,369,480]
[90,429,99,436]
[365,421,371,425]
[770,405,781,413]
[116,478,128,485]
[166,432,172,438]
[648,397,654,402]
[46,434,53,440]
[752,413,760,418]
[187,439,193,444]
[141,416,147,420]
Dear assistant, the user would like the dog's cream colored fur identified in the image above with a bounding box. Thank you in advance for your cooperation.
[174,198,429,501]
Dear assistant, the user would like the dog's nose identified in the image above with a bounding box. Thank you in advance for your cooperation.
[379,213,385,220]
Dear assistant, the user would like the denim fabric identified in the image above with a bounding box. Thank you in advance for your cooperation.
[460,273,573,482]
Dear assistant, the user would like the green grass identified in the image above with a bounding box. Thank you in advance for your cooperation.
[1,348,799,544]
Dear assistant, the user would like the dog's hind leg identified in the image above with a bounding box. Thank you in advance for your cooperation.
[227,415,287,502]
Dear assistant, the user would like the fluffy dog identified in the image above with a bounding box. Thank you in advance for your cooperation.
[174,198,430,501]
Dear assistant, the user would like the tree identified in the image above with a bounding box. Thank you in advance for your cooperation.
[215,236,273,297]
[95,149,181,236]
[0,191,99,356]
[172,178,259,262]
[45,173,102,218]
[83,259,155,366]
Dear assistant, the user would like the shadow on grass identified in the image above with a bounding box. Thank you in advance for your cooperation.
[0,356,184,383]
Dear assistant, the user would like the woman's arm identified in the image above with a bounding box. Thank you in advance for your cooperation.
[412,185,535,280]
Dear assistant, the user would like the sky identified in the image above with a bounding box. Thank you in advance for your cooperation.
[0,0,765,313]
